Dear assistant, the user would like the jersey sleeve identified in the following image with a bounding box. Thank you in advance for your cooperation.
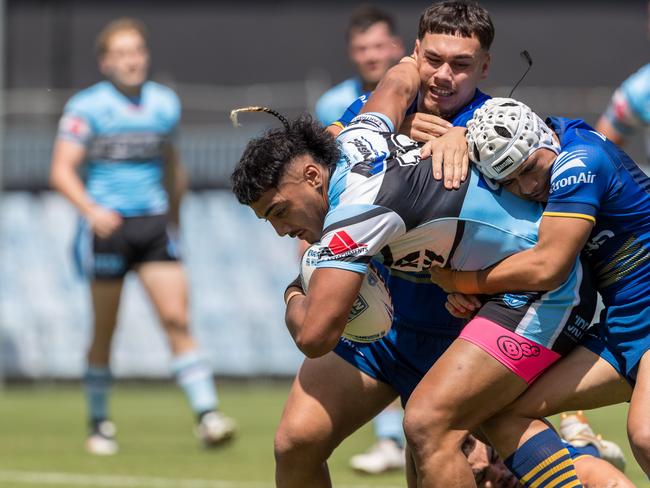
[544,142,613,224]
[332,94,368,129]
[317,204,406,274]
[602,64,650,137]
[56,95,95,147]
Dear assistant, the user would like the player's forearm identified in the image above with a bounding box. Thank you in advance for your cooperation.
[164,147,187,225]
[50,164,97,217]
[360,61,419,129]
[285,295,344,358]
[457,247,568,295]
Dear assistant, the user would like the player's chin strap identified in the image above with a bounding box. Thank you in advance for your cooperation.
[230,106,290,131]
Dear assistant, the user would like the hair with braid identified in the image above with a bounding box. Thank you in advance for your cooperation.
[418,1,494,50]
[231,109,340,205]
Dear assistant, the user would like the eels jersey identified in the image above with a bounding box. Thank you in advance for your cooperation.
[57,80,180,216]
[544,117,650,305]
[317,112,544,275]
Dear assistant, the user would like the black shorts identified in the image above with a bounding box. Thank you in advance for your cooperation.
[74,214,180,280]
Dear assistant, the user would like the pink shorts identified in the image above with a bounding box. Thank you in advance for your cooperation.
[459,317,561,384]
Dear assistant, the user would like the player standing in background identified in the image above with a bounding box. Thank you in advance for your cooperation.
[595,2,650,151]
[314,5,403,127]
[315,5,407,474]
[49,18,235,455]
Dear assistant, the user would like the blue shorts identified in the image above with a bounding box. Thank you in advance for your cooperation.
[333,318,462,407]
[582,289,650,385]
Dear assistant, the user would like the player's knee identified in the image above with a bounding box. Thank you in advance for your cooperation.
[274,421,332,467]
[403,403,451,454]
[628,416,650,457]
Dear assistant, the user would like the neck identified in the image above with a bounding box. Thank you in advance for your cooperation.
[110,80,143,98]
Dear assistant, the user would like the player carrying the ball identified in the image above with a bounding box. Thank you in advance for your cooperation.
[231,61,596,486]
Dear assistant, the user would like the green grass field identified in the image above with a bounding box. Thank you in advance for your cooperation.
[0,383,645,487]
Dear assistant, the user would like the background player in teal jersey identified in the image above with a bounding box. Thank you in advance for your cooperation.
[314,5,404,127]
[432,97,650,478]
[49,18,235,455]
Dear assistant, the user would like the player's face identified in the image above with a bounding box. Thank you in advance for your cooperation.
[348,22,403,87]
[250,155,329,244]
[500,148,557,202]
[467,441,519,488]
[100,30,149,90]
[414,32,490,119]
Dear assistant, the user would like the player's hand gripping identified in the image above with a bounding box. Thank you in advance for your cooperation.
[85,205,123,239]
[420,126,469,190]
[400,112,453,143]
[445,293,482,319]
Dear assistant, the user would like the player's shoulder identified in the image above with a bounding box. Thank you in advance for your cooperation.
[144,81,180,108]
[620,63,650,116]
[64,81,111,115]
[318,78,359,104]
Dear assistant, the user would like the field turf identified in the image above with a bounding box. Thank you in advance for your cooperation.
[0,383,644,487]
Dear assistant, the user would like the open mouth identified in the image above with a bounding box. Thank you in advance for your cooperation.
[430,86,454,98]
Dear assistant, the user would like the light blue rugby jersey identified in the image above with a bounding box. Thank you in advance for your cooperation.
[57,80,180,216]
[316,112,544,275]
[315,78,364,126]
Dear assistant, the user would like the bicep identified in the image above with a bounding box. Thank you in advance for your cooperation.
[595,116,626,146]
[50,138,87,171]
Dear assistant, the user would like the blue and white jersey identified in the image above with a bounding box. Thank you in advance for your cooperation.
[544,117,650,305]
[331,90,490,330]
[315,78,364,126]
[316,112,543,275]
[57,80,180,216]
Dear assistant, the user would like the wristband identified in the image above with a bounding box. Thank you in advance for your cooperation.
[284,290,304,306]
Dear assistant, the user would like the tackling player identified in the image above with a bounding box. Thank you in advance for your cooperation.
[430,97,650,477]
[49,18,235,455]
[232,51,597,488]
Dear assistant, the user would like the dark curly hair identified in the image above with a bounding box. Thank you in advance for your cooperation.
[231,114,340,205]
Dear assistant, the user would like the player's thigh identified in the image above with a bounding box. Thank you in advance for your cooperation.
[277,352,398,452]
[504,345,632,419]
[137,261,188,323]
[405,338,528,433]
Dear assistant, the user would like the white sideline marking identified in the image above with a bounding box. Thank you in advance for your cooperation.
[0,470,403,488]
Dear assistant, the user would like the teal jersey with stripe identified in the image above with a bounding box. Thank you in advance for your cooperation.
[57,80,180,216]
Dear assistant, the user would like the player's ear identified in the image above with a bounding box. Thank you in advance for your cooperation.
[303,163,323,189]
[480,52,491,80]
[413,40,421,62]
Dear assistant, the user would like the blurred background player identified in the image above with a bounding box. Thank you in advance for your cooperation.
[595,2,650,150]
[314,5,407,474]
[49,18,235,455]
[314,4,403,127]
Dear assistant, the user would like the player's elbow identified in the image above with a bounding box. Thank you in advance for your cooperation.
[294,329,339,359]
[528,260,572,291]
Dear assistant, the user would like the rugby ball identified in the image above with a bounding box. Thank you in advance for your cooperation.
[300,244,393,343]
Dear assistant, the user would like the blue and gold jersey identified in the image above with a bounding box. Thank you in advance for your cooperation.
[544,117,650,304]
[57,80,181,216]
